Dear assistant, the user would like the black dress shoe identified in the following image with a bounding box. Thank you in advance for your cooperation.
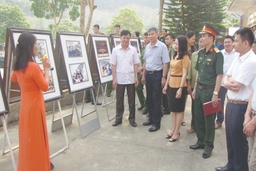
[189,144,204,150]
[137,106,144,110]
[112,121,122,126]
[163,110,170,115]
[148,125,160,132]
[142,109,149,114]
[143,120,153,126]
[130,121,137,127]
[91,101,102,105]
[202,150,212,158]
[215,166,234,171]
[50,162,54,170]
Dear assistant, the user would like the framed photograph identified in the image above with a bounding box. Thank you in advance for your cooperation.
[4,28,62,103]
[66,41,83,58]
[113,37,121,47]
[141,39,145,48]
[0,72,9,115]
[91,35,112,84]
[98,59,112,78]
[130,37,141,56]
[57,33,93,93]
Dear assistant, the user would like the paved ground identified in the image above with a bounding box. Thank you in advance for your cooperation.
[0,95,228,171]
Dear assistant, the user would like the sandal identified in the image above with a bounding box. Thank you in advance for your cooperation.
[169,132,180,142]
[165,131,174,139]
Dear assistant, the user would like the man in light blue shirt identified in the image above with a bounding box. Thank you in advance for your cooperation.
[141,27,170,132]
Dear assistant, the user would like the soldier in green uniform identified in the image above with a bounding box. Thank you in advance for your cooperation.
[136,32,149,113]
[189,23,223,159]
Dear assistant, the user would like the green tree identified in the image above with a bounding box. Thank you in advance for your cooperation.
[58,20,80,33]
[29,0,80,33]
[163,0,226,37]
[105,8,144,35]
[0,3,30,43]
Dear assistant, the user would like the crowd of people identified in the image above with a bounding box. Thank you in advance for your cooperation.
[11,21,256,171]
[108,23,256,171]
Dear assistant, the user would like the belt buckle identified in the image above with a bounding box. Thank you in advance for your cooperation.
[148,71,154,74]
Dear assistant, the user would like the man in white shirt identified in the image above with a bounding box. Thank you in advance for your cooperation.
[215,35,239,129]
[110,30,140,127]
[216,27,256,171]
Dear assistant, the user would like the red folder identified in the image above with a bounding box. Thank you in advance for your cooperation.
[203,99,222,116]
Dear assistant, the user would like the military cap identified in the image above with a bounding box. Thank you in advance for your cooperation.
[199,23,218,37]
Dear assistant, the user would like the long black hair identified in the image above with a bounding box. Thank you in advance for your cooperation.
[13,32,36,71]
[186,30,196,55]
[173,35,188,60]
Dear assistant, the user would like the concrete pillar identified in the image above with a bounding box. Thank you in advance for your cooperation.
[243,10,249,27]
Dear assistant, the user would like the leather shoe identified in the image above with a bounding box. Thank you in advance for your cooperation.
[189,144,204,150]
[143,120,153,126]
[50,162,54,170]
[91,101,102,105]
[142,109,148,114]
[202,150,212,158]
[215,123,222,129]
[130,121,137,127]
[163,110,170,115]
[137,106,144,110]
[215,166,234,171]
[112,121,122,126]
[148,125,160,132]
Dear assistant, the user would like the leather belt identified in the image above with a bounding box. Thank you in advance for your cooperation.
[197,84,215,90]
[252,110,256,117]
[227,99,248,105]
[171,75,182,77]
[147,70,162,74]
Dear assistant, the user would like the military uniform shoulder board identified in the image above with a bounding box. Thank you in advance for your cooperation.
[214,48,220,53]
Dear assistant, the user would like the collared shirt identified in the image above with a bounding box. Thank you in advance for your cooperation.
[196,46,224,86]
[221,49,239,86]
[187,50,199,88]
[143,40,170,71]
[110,45,140,84]
[227,50,256,101]
[251,78,256,111]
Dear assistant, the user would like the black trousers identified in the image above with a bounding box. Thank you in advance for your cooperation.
[145,71,162,127]
[225,103,248,171]
[115,84,136,123]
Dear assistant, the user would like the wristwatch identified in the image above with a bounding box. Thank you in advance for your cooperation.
[213,91,218,96]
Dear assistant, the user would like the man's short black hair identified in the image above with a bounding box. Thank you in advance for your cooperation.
[165,33,175,40]
[144,32,148,36]
[224,35,234,42]
[135,31,140,37]
[120,30,131,37]
[235,27,255,46]
[162,28,167,33]
[93,24,100,29]
[114,24,120,28]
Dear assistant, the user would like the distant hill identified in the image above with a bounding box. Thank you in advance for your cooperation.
[2,0,159,32]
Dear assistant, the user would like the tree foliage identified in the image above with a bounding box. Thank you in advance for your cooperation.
[105,8,144,35]
[58,20,80,33]
[29,0,80,33]
[0,3,30,43]
[163,0,227,37]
